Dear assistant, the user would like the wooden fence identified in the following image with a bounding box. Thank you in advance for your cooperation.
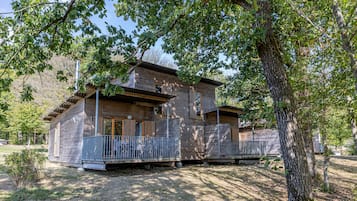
[82,135,180,162]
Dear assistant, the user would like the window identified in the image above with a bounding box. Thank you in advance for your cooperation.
[135,121,141,136]
[103,118,122,136]
[194,92,201,115]
[54,122,60,157]
[155,85,162,93]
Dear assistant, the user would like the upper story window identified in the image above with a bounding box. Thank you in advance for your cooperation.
[155,85,162,93]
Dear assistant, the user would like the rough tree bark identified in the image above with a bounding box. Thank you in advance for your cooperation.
[301,117,317,179]
[254,1,312,200]
[348,107,357,154]
[299,64,317,180]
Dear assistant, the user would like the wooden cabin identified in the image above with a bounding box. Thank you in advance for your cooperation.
[44,62,269,170]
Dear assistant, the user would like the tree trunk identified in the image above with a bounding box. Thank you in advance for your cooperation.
[255,1,312,200]
[323,151,330,191]
[301,119,317,179]
[348,108,357,154]
[319,109,330,191]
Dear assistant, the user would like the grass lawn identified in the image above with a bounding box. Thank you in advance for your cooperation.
[0,145,356,200]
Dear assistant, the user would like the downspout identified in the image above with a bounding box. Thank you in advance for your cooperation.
[217,108,220,157]
[94,88,99,136]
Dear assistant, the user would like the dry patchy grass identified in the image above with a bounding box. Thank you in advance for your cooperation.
[0,145,356,200]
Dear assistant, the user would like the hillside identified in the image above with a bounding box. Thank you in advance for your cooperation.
[11,56,76,115]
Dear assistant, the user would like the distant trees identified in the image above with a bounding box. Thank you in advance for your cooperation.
[0,98,46,144]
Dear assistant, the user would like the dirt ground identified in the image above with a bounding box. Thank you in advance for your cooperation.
[0,146,356,201]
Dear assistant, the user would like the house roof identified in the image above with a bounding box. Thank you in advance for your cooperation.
[88,86,175,104]
[43,86,175,122]
[43,90,87,121]
[132,61,223,87]
[205,105,245,117]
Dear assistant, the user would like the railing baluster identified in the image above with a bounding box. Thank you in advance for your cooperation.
[82,135,181,163]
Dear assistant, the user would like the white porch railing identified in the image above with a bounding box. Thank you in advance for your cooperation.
[82,135,180,162]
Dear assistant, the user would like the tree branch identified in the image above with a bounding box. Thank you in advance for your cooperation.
[37,0,76,35]
[0,0,76,80]
[0,2,65,15]
[332,0,357,92]
[229,0,252,10]
[345,2,357,27]
[287,0,332,39]
[133,11,187,68]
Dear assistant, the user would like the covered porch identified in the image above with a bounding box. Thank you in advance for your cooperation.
[81,87,180,170]
[204,106,268,160]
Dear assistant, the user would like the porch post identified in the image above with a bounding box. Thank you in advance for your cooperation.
[217,108,220,157]
[237,113,240,155]
[94,88,99,136]
[166,103,170,138]
[75,60,80,90]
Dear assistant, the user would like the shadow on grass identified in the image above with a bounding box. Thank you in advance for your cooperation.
[90,163,176,177]
[5,187,68,201]
[329,160,357,174]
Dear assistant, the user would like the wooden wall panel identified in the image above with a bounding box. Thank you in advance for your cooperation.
[231,128,239,142]
[122,119,136,136]
[142,121,155,136]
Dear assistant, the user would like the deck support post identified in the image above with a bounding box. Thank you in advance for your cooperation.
[94,88,99,136]
[166,103,170,138]
[75,60,80,90]
[217,108,221,157]
[237,114,240,155]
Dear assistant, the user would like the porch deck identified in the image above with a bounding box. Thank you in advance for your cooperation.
[82,135,180,165]
[205,141,268,160]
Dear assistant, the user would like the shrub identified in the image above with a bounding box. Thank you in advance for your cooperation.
[4,149,46,188]
[260,156,283,171]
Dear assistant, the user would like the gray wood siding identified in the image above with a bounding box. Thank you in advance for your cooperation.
[133,67,218,160]
[48,99,85,166]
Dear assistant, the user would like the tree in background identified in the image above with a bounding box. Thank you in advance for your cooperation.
[6,102,46,144]
[0,92,12,140]
[331,0,357,154]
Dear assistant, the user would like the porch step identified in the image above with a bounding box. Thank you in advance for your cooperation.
[83,162,106,170]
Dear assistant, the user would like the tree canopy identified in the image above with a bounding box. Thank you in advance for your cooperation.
[0,0,356,200]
